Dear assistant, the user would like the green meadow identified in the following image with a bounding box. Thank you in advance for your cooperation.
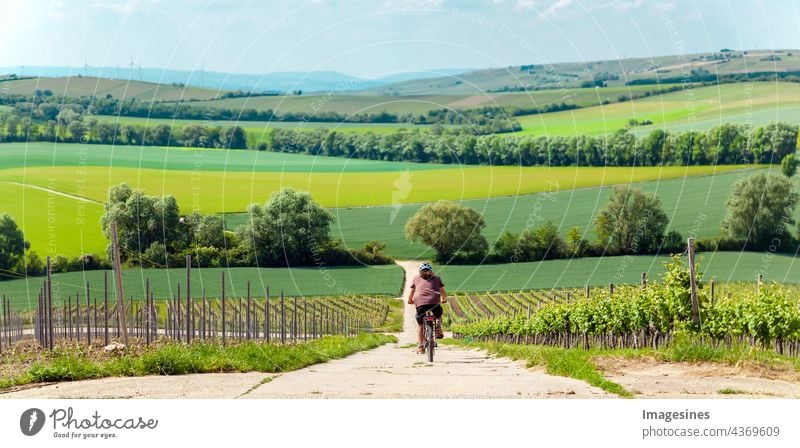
[516,82,800,136]
[0,142,763,258]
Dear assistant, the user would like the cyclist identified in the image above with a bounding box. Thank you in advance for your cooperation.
[407,262,447,354]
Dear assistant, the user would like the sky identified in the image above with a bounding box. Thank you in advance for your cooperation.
[1,0,799,77]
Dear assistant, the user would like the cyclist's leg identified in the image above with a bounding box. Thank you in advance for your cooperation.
[433,304,444,338]
[415,306,426,352]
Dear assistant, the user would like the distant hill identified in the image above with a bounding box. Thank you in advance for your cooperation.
[362,49,800,95]
[0,66,472,94]
[0,76,221,101]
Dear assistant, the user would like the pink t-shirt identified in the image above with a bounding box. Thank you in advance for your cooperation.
[410,274,444,306]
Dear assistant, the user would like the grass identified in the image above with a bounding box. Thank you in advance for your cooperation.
[0,333,397,392]
[443,338,632,397]
[718,388,748,395]
[374,298,404,333]
[516,82,800,136]
[0,266,404,309]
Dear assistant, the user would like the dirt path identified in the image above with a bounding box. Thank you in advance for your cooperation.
[243,261,609,398]
[0,260,609,399]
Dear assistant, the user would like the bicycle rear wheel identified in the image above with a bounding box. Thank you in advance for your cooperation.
[425,321,435,362]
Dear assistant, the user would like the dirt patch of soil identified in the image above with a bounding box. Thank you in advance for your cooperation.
[594,356,800,398]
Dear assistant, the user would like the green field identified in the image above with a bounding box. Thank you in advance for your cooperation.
[517,82,800,136]
[0,264,404,309]
[0,142,762,258]
[96,115,430,145]
[0,76,220,101]
[432,252,800,293]
[176,84,690,116]
[228,167,781,259]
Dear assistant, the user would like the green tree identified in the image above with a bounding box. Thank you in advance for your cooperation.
[721,173,798,249]
[222,126,248,149]
[781,154,798,177]
[193,213,226,249]
[517,221,566,261]
[566,226,587,257]
[404,200,488,262]
[100,183,185,263]
[595,186,669,255]
[237,188,334,266]
[24,251,45,276]
[0,214,29,275]
[490,230,519,262]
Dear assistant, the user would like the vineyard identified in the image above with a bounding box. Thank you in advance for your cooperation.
[447,256,800,357]
[0,268,392,354]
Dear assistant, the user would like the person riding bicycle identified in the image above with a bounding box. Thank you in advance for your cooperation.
[407,262,447,354]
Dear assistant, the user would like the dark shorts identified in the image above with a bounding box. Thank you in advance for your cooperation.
[415,304,443,325]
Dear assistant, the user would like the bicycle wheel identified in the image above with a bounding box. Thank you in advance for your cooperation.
[426,321,435,362]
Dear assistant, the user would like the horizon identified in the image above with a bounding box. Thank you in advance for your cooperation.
[1,45,796,81]
[1,0,798,78]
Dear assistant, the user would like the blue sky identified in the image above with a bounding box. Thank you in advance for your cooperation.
[0,0,798,77]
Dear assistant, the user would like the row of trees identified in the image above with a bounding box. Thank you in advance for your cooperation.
[269,122,799,166]
[100,184,392,269]
[0,110,248,148]
[405,172,799,264]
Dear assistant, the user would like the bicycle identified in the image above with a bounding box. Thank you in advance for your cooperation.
[422,310,437,362]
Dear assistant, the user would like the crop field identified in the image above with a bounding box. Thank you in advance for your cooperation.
[95,116,429,145]
[170,84,690,116]
[516,82,800,136]
[231,167,772,260]
[0,76,220,101]
[432,252,800,294]
[0,263,404,309]
[0,143,753,257]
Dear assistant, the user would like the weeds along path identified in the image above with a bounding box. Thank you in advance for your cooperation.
[1,260,610,399]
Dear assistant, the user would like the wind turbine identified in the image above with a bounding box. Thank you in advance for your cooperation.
[126,57,143,81]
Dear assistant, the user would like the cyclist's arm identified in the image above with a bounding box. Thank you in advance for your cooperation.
[408,286,415,304]
[440,287,447,303]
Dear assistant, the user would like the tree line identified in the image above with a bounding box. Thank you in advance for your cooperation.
[0,106,248,148]
[269,122,798,166]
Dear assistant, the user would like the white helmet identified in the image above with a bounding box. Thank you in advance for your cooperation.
[418,262,433,271]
